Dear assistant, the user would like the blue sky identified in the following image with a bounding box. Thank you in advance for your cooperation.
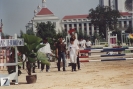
[0,0,99,36]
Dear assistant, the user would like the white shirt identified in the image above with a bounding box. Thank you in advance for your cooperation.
[68,43,78,55]
[86,41,92,46]
[74,39,79,49]
[79,40,85,48]
[39,42,52,54]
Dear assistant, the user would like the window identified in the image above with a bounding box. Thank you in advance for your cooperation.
[69,24,72,29]
[124,21,127,28]
[84,28,87,32]
[123,16,126,19]
[129,21,132,26]
[83,19,86,21]
[74,24,76,27]
[84,23,86,28]
[79,24,81,28]
[73,19,76,22]
[118,21,122,27]
[78,19,81,21]
[64,24,67,29]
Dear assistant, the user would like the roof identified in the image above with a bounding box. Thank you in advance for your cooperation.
[62,12,131,20]
[62,14,88,20]
[120,12,131,16]
[37,8,53,15]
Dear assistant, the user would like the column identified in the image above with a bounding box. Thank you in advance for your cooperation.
[77,23,79,32]
[72,23,74,29]
[67,24,69,32]
[121,21,124,28]
[32,21,37,35]
[87,23,89,35]
[92,25,94,36]
[62,24,64,30]
[127,21,129,27]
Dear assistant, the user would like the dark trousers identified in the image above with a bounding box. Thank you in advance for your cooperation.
[41,53,50,71]
[41,63,50,71]
[71,63,76,71]
[57,52,66,71]
[37,60,40,69]
[77,56,80,69]
[87,46,91,56]
[32,63,36,73]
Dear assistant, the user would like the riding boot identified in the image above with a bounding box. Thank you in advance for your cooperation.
[74,63,76,71]
[57,63,60,71]
[71,63,74,72]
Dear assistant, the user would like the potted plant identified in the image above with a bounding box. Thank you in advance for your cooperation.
[17,34,50,84]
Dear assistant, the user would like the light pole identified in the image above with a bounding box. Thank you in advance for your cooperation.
[132,2,133,33]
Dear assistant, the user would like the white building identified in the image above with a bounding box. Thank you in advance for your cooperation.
[99,0,132,12]
[26,0,132,36]
[26,0,61,34]
[99,0,133,31]
[61,13,132,36]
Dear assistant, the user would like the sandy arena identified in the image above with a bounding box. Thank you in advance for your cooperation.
[0,59,133,89]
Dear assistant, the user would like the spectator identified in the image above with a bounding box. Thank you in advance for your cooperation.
[56,36,66,71]
[39,38,52,72]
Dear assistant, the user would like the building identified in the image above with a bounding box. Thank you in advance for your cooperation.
[26,0,61,35]
[99,0,132,12]
[61,0,132,36]
[61,14,95,36]
[26,0,133,36]
[99,0,133,31]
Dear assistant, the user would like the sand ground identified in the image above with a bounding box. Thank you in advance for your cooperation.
[0,59,133,89]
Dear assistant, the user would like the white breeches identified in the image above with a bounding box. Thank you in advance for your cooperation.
[70,55,77,63]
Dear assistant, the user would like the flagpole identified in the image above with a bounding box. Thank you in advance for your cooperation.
[0,19,2,39]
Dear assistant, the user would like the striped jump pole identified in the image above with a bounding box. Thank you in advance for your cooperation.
[79,50,89,62]
[89,58,133,62]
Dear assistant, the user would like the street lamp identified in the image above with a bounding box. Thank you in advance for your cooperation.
[132,2,133,33]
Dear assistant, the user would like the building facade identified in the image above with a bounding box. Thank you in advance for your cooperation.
[99,0,132,12]
[26,0,61,34]
[26,0,133,36]
[61,13,132,36]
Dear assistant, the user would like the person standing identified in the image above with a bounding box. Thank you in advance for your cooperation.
[68,38,79,72]
[79,38,86,49]
[39,38,52,72]
[56,36,66,71]
[70,34,81,70]
[85,39,92,56]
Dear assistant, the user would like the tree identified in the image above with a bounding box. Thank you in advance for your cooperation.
[26,28,34,35]
[88,5,121,40]
[77,28,84,40]
[36,21,56,39]
[36,21,67,50]
[125,25,132,33]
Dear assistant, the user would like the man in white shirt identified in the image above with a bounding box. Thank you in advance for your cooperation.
[39,38,52,72]
[85,39,92,56]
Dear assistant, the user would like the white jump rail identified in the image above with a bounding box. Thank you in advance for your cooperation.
[0,63,18,66]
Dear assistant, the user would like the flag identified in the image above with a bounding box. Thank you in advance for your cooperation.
[0,19,3,32]
[68,29,75,34]
[0,27,2,32]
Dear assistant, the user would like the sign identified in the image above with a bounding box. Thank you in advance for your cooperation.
[0,39,24,47]
[1,77,10,86]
